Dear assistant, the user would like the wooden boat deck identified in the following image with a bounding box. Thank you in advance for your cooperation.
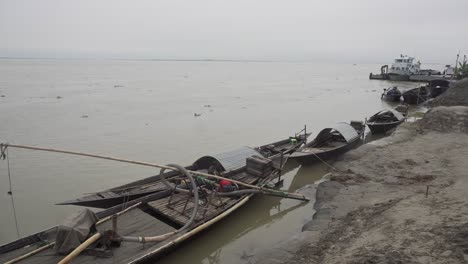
[0,208,177,264]
[148,171,259,226]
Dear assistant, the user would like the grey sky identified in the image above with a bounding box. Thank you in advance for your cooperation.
[0,0,467,63]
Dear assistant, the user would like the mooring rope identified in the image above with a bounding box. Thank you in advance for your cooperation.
[311,151,341,172]
[4,146,21,238]
[121,190,130,211]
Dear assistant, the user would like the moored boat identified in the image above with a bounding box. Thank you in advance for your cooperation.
[288,121,365,165]
[427,79,450,98]
[381,86,402,102]
[402,86,430,104]
[57,134,309,209]
[366,109,405,134]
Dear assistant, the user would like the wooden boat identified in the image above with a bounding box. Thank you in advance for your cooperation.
[57,134,309,209]
[288,121,365,165]
[366,109,405,134]
[0,137,308,264]
[381,86,402,102]
[427,79,450,98]
[402,86,430,104]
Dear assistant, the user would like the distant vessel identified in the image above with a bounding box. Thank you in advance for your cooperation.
[387,54,421,81]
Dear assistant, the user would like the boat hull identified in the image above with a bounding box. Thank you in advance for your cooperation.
[402,92,428,105]
[387,74,410,81]
[382,94,401,102]
[367,120,403,134]
[58,135,309,209]
[58,189,172,209]
[292,138,361,165]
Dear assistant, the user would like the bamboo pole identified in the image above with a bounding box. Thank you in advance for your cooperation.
[4,244,55,264]
[57,233,102,264]
[1,143,309,201]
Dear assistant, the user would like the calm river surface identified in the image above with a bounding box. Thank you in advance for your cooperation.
[0,59,426,262]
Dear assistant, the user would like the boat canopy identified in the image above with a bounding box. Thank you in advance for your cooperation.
[428,79,450,88]
[193,146,262,172]
[315,122,359,143]
[389,109,405,120]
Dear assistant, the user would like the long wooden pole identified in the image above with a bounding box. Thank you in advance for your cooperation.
[4,244,54,264]
[1,143,308,201]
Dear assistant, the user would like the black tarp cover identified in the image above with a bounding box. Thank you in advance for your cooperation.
[54,209,98,255]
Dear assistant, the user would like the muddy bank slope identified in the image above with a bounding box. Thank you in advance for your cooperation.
[287,106,468,264]
[254,104,468,264]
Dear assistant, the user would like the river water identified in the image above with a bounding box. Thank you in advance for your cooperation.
[0,59,425,262]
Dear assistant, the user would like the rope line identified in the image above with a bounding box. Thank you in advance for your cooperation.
[308,150,342,172]
[6,147,20,238]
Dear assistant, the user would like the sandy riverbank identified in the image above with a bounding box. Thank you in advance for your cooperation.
[255,79,468,263]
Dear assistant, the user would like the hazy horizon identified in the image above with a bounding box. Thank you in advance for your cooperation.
[1,0,467,64]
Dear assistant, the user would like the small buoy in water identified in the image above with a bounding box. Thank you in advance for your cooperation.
[194,113,201,117]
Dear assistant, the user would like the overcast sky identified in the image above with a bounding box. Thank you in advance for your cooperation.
[0,0,466,63]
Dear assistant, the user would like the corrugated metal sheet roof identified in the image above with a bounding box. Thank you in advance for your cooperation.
[316,123,359,143]
[193,147,262,172]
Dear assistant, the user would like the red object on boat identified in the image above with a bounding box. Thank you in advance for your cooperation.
[218,179,233,192]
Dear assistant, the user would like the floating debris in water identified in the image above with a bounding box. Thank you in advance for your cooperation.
[1,95,5,97]
[203,104,212,107]
[81,115,89,118]
[194,113,201,117]
[56,96,62,99]
[114,85,124,88]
